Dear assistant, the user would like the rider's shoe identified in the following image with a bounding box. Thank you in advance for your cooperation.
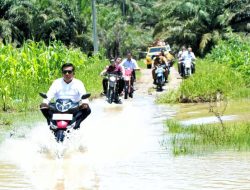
[114,99,122,104]
[101,92,106,96]
[119,92,124,96]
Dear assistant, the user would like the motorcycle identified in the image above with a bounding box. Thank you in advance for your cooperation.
[39,92,91,142]
[183,58,192,77]
[123,67,134,99]
[155,64,166,91]
[106,73,121,104]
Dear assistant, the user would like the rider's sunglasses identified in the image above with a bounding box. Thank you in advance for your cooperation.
[62,70,73,74]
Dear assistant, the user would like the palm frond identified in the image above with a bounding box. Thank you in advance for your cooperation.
[199,33,212,51]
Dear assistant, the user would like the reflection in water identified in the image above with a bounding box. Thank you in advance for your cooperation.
[0,95,250,190]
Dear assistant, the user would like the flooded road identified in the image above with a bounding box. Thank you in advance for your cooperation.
[1,94,250,190]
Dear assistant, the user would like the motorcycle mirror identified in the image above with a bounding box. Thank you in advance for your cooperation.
[39,92,48,99]
[81,93,91,99]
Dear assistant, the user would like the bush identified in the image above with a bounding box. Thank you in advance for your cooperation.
[178,60,246,102]
[0,40,107,111]
[206,34,250,86]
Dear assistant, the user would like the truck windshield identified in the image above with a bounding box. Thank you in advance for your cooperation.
[149,47,166,53]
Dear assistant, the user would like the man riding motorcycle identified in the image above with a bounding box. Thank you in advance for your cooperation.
[152,54,168,84]
[40,63,91,130]
[180,47,196,76]
[177,46,187,77]
[100,58,123,104]
[121,52,140,82]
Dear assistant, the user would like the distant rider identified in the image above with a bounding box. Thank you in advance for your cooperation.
[188,47,196,73]
[100,58,123,103]
[166,50,175,67]
[152,54,168,84]
[177,46,187,77]
[180,47,196,75]
[121,52,140,82]
[40,63,91,129]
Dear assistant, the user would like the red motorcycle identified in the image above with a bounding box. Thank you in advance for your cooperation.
[123,67,134,99]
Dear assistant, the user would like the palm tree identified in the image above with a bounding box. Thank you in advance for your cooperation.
[0,0,36,45]
[224,0,250,32]
[154,0,231,54]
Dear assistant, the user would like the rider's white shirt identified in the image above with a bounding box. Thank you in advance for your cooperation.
[181,51,196,67]
[121,58,139,70]
[43,78,89,104]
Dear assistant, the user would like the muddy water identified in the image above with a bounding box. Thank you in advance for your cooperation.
[1,95,250,190]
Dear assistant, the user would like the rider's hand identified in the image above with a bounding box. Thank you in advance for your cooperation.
[40,103,49,109]
[80,103,89,109]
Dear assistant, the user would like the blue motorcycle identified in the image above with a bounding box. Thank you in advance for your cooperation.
[155,65,166,91]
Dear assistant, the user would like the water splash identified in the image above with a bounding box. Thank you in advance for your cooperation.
[0,124,98,190]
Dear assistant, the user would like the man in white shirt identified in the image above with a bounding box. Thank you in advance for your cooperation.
[181,47,196,76]
[121,52,140,82]
[40,63,91,129]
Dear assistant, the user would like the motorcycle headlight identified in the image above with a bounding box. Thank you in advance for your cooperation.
[109,76,116,82]
[56,101,72,112]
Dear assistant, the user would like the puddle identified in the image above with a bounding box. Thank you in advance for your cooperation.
[180,115,238,126]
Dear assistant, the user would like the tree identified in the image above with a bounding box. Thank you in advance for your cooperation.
[153,0,233,54]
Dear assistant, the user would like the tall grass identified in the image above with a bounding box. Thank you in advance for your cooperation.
[0,40,107,111]
[157,34,249,103]
[206,34,250,86]
[165,120,250,156]
[157,60,246,103]
[178,61,246,102]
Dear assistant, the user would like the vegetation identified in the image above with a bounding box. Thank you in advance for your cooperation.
[154,0,250,54]
[1,0,249,57]
[206,34,250,86]
[165,119,250,156]
[0,40,107,112]
[157,34,250,103]
[0,0,249,149]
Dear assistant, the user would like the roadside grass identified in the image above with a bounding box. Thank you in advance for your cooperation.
[156,35,250,104]
[156,59,248,103]
[165,119,250,156]
[0,40,108,112]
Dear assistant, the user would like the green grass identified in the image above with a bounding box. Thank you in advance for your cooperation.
[165,119,250,156]
[156,35,250,104]
[0,40,108,112]
[156,59,248,104]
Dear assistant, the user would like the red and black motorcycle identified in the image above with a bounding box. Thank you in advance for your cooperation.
[39,92,91,142]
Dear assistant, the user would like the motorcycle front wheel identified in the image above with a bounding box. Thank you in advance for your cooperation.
[124,81,129,99]
[55,129,65,142]
[157,78,163,91]
[107,88,114,104]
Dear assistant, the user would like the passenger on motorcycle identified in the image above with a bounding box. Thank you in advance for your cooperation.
[115,57,125,95]
[166,50,175,67]
[40,63,91,129]
[188,47,196,73]
[100,59,123,103]
[121,52,140,82]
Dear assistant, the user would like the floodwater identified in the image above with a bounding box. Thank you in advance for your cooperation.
[1,95,250,190]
